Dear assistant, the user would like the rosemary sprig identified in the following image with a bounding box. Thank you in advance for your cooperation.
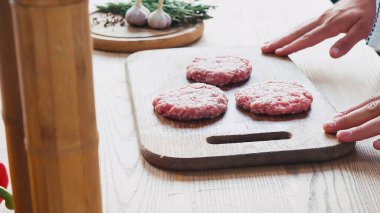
[96,0,216,25]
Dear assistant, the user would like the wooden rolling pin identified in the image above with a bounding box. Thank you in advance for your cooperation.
[0,1,33,212]
[3,0,103,212]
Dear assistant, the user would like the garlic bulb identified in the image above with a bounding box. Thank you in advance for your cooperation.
[125,0,150,26]
[148,0,172,29]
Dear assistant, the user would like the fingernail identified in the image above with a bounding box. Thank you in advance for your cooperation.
[275,48,284,54]
[337,130,352,139]
[324,120,336,128]
[373,140,380,150]
[331,47,340,55]
[323,120,337,133]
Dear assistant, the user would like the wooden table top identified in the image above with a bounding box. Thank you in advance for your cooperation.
[2,0,380,212]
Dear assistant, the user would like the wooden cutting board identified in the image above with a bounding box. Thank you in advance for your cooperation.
[125,46,355,171]
[90,12,203,53]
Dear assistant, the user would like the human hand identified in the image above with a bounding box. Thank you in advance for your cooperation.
[261,0,376,58]
[323,95,380,149]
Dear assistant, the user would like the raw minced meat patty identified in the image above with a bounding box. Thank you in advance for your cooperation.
[186,55,252,86]
[235,81,313,115]
[152,83,228,120]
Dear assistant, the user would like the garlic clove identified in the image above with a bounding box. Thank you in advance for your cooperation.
[125,3,150,26]
[140,6,150,15]
[148,9,172,29]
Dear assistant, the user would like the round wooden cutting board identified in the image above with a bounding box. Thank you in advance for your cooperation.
[90,12,204,53]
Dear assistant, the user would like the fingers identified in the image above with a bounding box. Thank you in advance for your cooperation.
[261,19,319,54]
[373,139,380,150]
[334,95,380,119]
[262,13,370,57]
[274,24,340,56]
[324,100,380,133]
[329,19,369,58]
[335,116,380,142]
[325,96,380,147]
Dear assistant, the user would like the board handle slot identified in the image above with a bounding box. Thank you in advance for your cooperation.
[206,131,292,144]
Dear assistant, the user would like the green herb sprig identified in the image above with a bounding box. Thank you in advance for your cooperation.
[96,0,216,25]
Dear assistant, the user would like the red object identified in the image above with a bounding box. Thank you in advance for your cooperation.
[0,163,9,203]
[186,55,252,86]
[235,81,313,115]
[152,83,228,120]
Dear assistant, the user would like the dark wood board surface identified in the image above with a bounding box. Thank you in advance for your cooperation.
[125,46,355,170]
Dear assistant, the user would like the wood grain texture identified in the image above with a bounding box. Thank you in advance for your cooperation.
[91,13,204,53]
[13,0,82,7]
[0,1,33,212]
[3,0,380,212]
[126,46,354,170]
[85,0,380,212]
[9,0,102,212]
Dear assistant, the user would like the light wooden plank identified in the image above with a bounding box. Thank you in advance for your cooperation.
[2,0,380,212]
[90,0,380,212]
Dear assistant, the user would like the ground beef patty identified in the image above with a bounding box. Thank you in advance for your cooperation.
[235,81,313,115]
[152,83,228,120]
[186,56,252,86]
